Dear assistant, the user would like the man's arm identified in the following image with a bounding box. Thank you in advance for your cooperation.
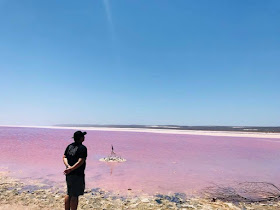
[63,155,71,168]
[63,158,85,175]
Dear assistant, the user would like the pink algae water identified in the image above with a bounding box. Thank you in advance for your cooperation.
[1,126,280,195]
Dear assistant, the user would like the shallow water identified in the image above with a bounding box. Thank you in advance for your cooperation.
[1,126,280,195]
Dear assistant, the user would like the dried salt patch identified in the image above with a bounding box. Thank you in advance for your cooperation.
[99,145,126,162]
[99,157,126,162]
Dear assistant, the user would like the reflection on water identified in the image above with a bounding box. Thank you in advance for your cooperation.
[1,126,280,195]
[108,163,116,176]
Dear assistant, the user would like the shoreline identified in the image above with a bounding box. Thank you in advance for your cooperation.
[1,125,280,139]
[1,171,280,210]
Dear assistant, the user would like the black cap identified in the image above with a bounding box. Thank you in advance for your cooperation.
[73,131,87,139]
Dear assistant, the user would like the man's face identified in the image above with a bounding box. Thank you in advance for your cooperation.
[80,136,85,142]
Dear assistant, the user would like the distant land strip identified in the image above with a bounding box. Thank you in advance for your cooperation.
[55,125,280,133]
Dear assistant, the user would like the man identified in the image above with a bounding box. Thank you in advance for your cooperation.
[63,131,87,210]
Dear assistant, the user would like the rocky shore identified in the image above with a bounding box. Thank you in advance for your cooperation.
[1,172,280,210]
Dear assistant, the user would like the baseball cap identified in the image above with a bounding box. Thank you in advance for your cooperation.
[72,131,87,139]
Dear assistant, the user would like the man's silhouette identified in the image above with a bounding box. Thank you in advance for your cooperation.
[63,131,87,210]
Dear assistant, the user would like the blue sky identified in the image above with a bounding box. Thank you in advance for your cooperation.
[0,0,279,126]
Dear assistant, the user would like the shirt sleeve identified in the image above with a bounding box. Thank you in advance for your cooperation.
[78,146,87,159]
[64,145,69,156]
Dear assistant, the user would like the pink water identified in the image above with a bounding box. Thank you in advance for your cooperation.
[1,126,280,195]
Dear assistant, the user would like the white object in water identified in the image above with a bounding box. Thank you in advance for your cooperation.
[99,156,126,162]
[99,145,126,162]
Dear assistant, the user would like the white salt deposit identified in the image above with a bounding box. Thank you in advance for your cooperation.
[99,145,126,162]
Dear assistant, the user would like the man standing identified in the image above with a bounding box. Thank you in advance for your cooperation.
[63,131,87,210]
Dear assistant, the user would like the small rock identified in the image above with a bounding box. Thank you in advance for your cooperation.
[130,198,138,203]
[155,194,164,199]
[164,196,172,201]
[141,198,150,203]
[181,204,195,209]
[130,203,138,208]
[170,196,180,203]
[225,202,235,208]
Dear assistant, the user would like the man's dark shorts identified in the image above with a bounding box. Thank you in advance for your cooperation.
[66,174,85,197]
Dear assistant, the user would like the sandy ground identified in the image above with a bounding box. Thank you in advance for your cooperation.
[1,171,280,210]
[0,204,40,210]
[1,125,280,139]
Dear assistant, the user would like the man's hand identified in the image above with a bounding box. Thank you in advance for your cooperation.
[64,167,72,175]
[63,158,85,175]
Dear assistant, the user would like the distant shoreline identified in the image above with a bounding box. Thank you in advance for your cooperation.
[56,124,280,133]
[1,125,280,139]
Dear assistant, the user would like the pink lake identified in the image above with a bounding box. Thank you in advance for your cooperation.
[1,126,280,195]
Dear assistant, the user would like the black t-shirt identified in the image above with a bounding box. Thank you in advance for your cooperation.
[64,142,87,176]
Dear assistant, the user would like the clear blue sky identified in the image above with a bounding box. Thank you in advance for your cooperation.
[0,0,279,126]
